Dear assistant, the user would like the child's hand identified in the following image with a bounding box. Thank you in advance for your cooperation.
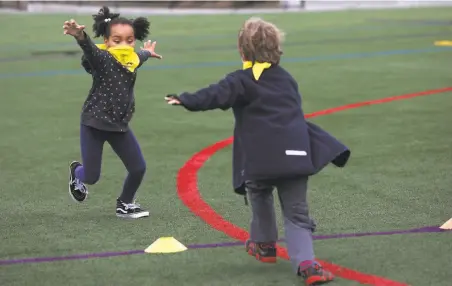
[165,95,181,105]
[63,19,85,39]
[142,40,163,59]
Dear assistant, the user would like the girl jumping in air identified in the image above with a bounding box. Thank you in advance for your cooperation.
[63,6,162,219]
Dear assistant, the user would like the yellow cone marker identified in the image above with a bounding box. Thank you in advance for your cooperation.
[440,218,452,230]
[144,237,188,253]
[434,40,452,47]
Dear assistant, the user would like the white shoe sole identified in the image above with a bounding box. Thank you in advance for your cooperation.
[116,211,150,219]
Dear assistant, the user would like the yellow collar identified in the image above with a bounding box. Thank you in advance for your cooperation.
[96,44,140,72]
[242,61,272,80]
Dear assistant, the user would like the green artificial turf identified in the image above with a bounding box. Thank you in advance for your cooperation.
[0,6,451,286]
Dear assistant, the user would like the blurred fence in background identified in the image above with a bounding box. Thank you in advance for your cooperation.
[0,1,450,13]
[0,1,286,10]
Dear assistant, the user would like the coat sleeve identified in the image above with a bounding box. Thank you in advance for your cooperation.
[178,72,246,111]
[81,55,92,74]
[75,32,106,69]
[136,50,152,68]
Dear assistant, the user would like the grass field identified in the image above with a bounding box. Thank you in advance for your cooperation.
[1,6,452,286]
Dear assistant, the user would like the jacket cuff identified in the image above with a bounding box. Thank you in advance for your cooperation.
[75,31,90,44]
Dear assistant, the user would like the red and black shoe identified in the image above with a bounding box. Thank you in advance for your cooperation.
[245,240,277,263]
[298,261,334,285]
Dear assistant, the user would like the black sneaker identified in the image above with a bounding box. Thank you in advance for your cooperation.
[116,199,149,219]
[68,161,88,202]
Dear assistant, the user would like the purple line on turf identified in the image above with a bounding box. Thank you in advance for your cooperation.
[188,241,243,249]
[1,225,449,266]
[312,225,448,240]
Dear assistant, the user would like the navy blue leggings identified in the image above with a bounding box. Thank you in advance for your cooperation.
[75,124,146,203]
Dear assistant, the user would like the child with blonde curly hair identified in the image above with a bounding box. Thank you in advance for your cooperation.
[165,17,350,285]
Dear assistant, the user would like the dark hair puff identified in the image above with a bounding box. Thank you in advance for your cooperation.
[92,6,120,38]
[132,17,150,42]
[91,6,150,41]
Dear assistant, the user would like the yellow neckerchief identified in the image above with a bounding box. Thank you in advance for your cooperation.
[242,61,272,80]
[96,44,140,72]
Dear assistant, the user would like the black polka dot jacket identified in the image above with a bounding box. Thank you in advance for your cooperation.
[76,32,151,132]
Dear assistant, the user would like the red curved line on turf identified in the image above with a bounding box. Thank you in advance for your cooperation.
[177,87,452,285]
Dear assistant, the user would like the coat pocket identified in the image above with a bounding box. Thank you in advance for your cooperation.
[120,100,135,123]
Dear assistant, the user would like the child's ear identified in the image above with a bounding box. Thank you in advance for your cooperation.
[103,37,108,44]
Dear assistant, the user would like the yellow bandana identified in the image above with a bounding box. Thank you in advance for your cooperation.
[96,44,140,72]
[242,61,272,80]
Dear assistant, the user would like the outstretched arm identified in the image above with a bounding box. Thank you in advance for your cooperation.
[81,55,93,74]
[165,72,246,111]
[63,19,105,68]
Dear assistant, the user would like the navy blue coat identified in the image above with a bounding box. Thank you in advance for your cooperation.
[175,64,350,195]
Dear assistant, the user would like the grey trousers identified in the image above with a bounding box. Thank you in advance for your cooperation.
[245,176,316,273]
